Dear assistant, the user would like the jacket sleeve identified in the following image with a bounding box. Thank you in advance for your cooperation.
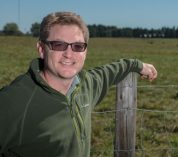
[87,58,143,107]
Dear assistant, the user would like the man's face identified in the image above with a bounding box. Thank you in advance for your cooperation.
[39,24,87,80]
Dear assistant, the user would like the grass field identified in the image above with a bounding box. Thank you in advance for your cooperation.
[0,36,178,157]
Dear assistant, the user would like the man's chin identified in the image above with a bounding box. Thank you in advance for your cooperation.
[59,72,77,80]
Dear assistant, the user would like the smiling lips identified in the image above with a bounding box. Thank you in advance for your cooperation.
[60,60,75,66]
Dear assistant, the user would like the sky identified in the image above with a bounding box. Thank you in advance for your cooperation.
[0,0,178,33]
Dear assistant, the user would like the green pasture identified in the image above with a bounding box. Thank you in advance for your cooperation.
[0,36,178,157]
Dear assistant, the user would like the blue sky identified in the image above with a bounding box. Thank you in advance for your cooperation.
[0,0,178,33]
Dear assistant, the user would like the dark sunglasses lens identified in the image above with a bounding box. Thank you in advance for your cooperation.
[51,42,68,51]
[72,43,87,52]
[44,40,87,52]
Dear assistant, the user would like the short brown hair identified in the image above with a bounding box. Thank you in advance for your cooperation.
[39,12,89,43]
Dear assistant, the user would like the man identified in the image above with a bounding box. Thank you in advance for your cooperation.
[0,12,157,157]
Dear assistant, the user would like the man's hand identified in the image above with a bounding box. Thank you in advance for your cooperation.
[140,63,157,81]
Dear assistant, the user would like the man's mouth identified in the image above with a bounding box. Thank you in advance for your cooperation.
[60,60,75,66]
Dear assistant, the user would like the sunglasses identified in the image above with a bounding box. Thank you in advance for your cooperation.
[42,40,87,52]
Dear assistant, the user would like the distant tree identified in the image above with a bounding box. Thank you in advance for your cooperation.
[96,24,106,37]
[88,24,97,37]
[176,27,178,37]
[30,22,40,37]
[0,30,4,36]
[3,23,22,35]
[133,28,141,37]
[161,27,176,38]
[170,26,177,38]
[111,28,121,37]
[120,28,133,37]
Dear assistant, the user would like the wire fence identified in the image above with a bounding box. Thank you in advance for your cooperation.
[91,77,178,157]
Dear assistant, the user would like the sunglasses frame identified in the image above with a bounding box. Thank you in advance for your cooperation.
[42,40,87,52]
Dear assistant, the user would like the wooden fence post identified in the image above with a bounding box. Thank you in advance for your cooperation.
[114,73,137,157]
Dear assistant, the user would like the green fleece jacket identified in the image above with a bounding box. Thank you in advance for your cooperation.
[0,58,143,157]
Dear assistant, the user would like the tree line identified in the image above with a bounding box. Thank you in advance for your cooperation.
[1,22,178,38]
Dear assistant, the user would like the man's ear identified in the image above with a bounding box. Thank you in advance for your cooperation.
[37,41,45,59]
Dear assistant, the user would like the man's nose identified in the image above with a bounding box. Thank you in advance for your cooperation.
[63,45,73,57]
